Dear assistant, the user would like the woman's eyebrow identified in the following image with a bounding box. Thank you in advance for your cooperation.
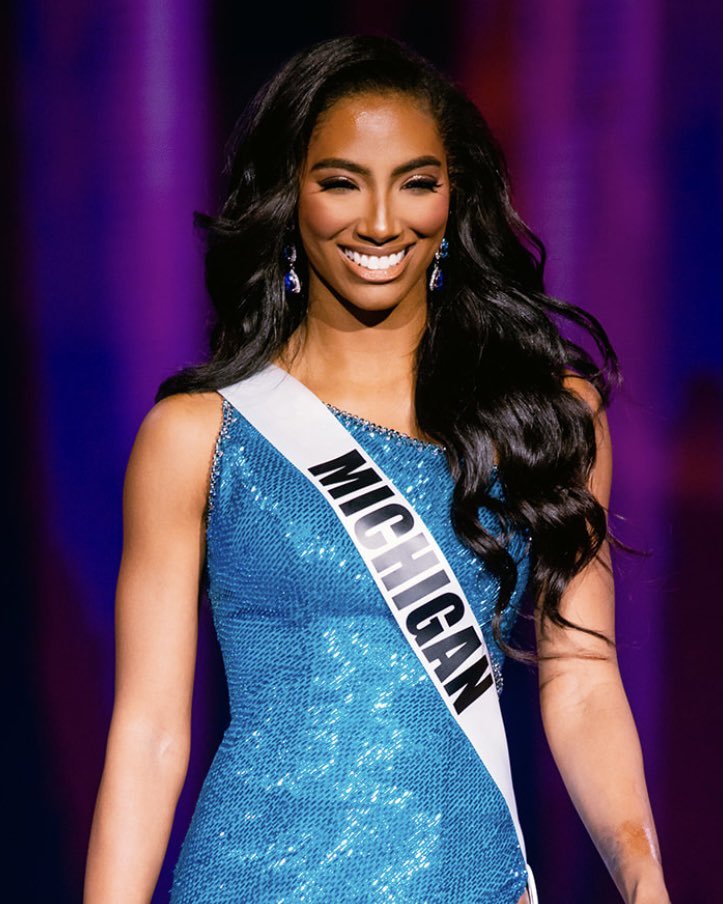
[309,155,443,177]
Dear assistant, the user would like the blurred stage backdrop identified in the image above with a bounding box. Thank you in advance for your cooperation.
[4,1,721,901]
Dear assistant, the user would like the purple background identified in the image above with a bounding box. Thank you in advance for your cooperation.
[4,1,721,901]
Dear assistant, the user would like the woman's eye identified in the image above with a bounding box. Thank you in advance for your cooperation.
[404,179,442,191]
[318,178,442,192]
[319,179,357,192]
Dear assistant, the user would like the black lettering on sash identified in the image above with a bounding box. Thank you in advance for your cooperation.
[307,436,496,714]
[422,626,482,682]
[391,569,451,611]
[371,532,439,591]
[339,484,394,517]
[309,449,381,499]
[354,504,415,550]
[444,655,494,713]
[405,593,464,647]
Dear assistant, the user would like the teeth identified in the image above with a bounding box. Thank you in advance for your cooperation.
[343,247,407,270]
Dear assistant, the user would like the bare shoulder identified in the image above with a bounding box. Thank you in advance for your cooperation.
[138,390,224,445]
[562,369,604,417]
[562,371,612,503]
[126,391,225,514]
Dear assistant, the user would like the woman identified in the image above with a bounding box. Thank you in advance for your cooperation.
[84,35,670,903]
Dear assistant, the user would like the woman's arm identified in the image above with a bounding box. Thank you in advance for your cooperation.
[84,391,223,904]
[535,376,670,904]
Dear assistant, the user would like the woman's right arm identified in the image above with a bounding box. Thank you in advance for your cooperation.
[84,391,223,903]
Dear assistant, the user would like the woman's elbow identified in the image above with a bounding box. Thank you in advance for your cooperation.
[105,709,191,789]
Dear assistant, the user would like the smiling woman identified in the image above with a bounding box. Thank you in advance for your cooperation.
[288,91,451,420]
[84,35,670,904]
[299,103,449,297]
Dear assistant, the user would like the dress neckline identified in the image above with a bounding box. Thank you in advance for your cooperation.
[323,402,447,452]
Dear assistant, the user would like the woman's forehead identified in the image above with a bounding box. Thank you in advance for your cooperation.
[306,92,445,164]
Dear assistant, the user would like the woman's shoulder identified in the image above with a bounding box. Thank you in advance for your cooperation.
[137,391,224,453]
[561,370,612,503]
[142,389,224,431]
[562,369,604,417]
[126,392,226,509]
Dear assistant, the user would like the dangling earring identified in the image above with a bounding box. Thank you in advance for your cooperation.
[283,243,301,294]
[428,236,449,292]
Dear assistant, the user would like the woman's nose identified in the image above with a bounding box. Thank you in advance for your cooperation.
[355,192,401,244]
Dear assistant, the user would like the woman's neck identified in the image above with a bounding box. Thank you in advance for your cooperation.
[272,297,430,440]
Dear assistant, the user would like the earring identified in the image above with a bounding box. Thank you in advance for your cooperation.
[428,236,449,292]
[283,243,301,294]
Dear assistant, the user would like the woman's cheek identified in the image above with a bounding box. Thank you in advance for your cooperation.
[404,193,450,234]
[298,192,351,239]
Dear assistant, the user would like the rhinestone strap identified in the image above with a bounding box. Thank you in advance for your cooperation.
[206,398,238,519]
[324,402,447,452]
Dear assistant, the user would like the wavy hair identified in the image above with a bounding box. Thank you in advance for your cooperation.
[157,34,621,662]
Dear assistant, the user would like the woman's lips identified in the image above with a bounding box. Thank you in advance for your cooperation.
[337,243,415,282]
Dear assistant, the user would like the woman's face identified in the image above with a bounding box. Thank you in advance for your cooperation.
[297,91,450,316]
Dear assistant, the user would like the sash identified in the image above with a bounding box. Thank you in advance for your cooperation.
[219,362,537,902]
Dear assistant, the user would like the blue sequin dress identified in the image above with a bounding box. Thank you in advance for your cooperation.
[169,397,531,903]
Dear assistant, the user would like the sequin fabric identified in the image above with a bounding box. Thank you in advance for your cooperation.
[169,397,531,903]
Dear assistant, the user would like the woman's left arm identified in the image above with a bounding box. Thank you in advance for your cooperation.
[535,375,670,904]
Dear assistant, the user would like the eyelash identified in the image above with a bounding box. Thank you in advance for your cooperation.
[319,177,442,192]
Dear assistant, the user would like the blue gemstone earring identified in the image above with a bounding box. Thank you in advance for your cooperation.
[428,236,449,292]
[283,243,301,294]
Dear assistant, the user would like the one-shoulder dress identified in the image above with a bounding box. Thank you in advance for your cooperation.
[169,394,532,903]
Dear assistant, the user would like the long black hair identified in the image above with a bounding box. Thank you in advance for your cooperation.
[157,34,621,662]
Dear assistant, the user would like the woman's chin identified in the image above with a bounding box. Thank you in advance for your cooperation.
[311,271,428,318]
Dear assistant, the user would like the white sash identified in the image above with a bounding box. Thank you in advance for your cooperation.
[219,362,537,902]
